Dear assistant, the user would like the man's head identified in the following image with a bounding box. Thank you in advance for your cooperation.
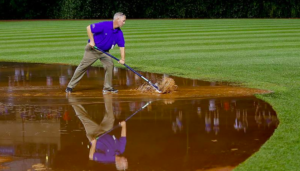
[115,156,128,170]
[113,12,126,28]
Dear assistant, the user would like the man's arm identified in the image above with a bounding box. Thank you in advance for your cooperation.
[118,47,125,65]
[87,25,95,47]
[119,121,127,153]
[120,121,126,137]
[89,139,96,160]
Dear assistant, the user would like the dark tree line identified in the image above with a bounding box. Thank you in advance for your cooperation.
[0,0,299,19]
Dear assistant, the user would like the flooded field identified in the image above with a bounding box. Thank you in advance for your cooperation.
[0,62,278,171]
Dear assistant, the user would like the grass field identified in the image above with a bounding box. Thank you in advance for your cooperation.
[0,19,300,170]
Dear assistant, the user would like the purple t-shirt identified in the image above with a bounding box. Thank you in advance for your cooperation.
[89,21,125,52]
[93,134,126,163]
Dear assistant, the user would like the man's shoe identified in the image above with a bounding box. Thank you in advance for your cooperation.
[103,88,118,94]
[65,87,73,93]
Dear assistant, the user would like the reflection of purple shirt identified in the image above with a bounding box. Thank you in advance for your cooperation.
[93,134,126,163]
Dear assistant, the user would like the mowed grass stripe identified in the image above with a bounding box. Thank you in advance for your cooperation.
[0,32,86,38]
[2,32,299,45]
[1,38,297,56]
[3,26,297,39]
[125,38,300,47]
[125,22,300,30]
[1,46,298,58]
[124,30,300,38]
[1,21,299,37]
[126,46,299,57]
[0,34,86,40]
[125,49,300,63]
[125,34,300,44]
[1,48,298,73]
[126,28,300,35]
[126,19,299,26]
[1,34,298,49]
[3,25,297,38]
[2,29,299,42]
[2,19,299,31]
[1,41,298,55]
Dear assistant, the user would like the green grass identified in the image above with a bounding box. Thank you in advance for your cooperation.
[1,19,300,170]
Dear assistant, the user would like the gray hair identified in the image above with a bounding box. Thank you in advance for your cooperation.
[113,12,125,20]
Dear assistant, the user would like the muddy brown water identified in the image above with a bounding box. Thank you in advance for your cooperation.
[0,62,278,171]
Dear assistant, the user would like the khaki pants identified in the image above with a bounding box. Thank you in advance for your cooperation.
[67,44,114,90]
[70,95,115,142]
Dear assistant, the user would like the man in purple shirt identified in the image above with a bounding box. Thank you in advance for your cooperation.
[66,12,126,94]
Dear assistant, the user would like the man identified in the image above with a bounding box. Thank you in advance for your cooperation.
[66,12,126,94]
[69,95,128,170]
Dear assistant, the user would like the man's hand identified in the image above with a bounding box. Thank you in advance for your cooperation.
[118,59,125,65]
[90,139,96,144]
[119,121,126,127]
[89,42,95,48]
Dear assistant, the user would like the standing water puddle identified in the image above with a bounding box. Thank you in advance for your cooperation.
[0,62,278,171]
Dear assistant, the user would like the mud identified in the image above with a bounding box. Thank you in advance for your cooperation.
[137,77,178,94]
[0,62,277,171]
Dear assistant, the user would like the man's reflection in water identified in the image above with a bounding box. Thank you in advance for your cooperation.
[69,94,128,170]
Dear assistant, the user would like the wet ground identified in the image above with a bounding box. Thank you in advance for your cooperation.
[0,62,278,171]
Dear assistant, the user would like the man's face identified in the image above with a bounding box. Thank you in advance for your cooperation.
[117,16,126,28]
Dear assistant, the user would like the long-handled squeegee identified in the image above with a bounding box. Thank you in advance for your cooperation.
[93,46,162,93]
